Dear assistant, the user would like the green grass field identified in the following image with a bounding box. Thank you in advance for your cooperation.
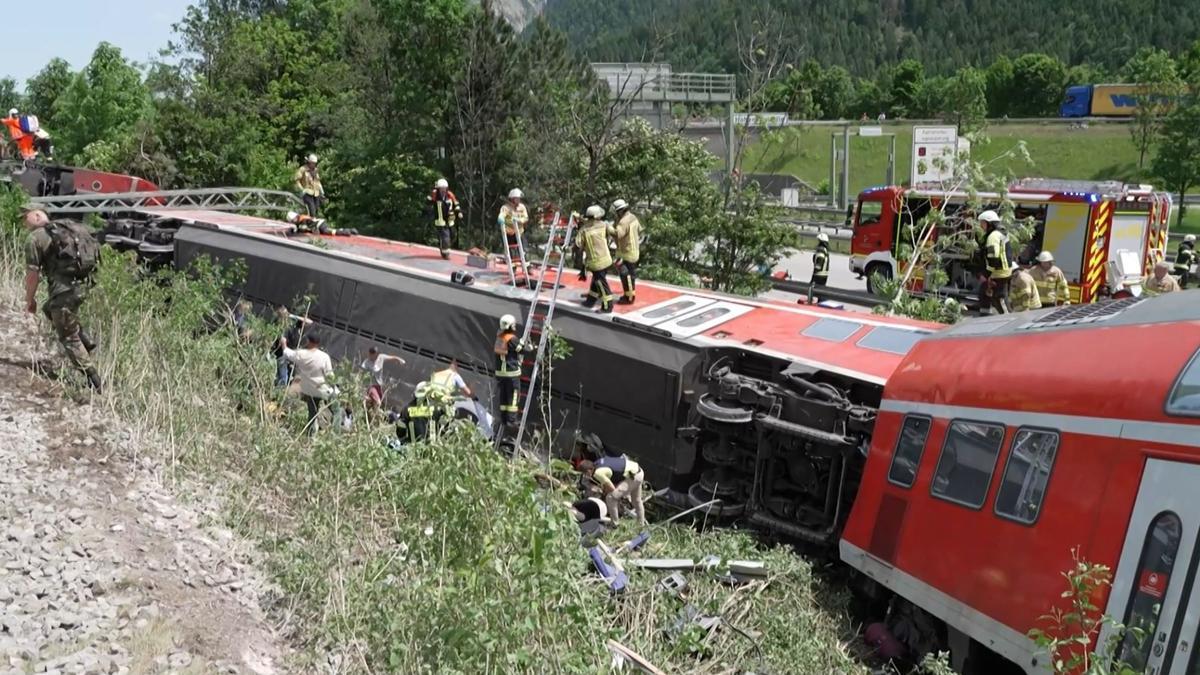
[745,120,1200,237]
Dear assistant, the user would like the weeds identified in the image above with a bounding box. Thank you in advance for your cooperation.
[0,186,868,674]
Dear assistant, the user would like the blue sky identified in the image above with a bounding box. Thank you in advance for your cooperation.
[1,0,195,86]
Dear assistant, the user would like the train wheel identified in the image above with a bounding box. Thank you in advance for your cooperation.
[687,482,746,519]
[696,393,753,424]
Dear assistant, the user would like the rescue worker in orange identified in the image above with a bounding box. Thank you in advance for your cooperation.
[2,110,51,161]
[610,198,641,304]
[294,153,325,217]
[577,205,615,313]
[493,313,531,431]
[498,188,530,279]
[427,178,462,260]
[1031,251,1071,306]
[1009,265,1042,312]
[285,210,357,236]
[1143,261,1181,297]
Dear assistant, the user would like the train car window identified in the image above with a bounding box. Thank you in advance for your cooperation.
[802,318,861,342]
[994,428,1059,525]
[930,421,1006,509]
[1117,511,1182,672]
[857,326,930,355]
[1166,348,1200,417]
[887,415,932,488]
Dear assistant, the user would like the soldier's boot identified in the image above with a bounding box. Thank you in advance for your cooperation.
[79,330,98,354]
[85,368,103,394]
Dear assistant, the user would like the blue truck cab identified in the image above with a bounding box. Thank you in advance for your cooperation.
[1059,84,1093,117]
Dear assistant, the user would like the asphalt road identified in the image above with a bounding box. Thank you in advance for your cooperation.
[760,251,874,312]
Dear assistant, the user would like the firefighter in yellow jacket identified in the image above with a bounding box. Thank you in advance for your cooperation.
[1009,267,1042,312]
[1031,251,1071,306]
[493,313,531,430]
[576,205,615,313]
[610,198,641,304]
[981,211,1012,314]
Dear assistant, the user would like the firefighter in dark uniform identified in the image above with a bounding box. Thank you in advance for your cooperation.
[426,178,462,260]
[393,381,443,445]
[1174,234,1196,289]
[811,232,831,300]
[576,205,615,313]
[493,313,529,430]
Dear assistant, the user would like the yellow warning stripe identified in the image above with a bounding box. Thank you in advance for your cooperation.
[1083,202,1113,302]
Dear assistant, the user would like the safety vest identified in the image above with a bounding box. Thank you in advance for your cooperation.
[498,203,529,236]
[1175,243,1196,273]
[429,190,460,227]
[813,244,830,278]
[576,219,613,271]
[613,212,640,263]
[404,403,436,443]
[430,368,458,395]
[596,456,635,485]
[1010,270,1042,311]
[494,331,521,378]
[1030,265,1070,306]
[985,229,1012,280]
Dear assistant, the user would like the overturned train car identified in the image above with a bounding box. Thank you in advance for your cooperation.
[163,213,937,545]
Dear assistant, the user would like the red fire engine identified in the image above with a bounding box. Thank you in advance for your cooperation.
[848,179,1173,303]
[841,294,1200,673]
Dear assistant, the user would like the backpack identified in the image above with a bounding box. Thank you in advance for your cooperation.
[44,220,100,280]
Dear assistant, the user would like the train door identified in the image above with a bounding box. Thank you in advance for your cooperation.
[1102,460,1200,674]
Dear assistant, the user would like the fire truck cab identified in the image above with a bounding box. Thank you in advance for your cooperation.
[841,293,1200,673]
[848,179,1172,303]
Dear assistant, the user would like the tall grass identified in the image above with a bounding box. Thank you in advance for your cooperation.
[0,186,869,674]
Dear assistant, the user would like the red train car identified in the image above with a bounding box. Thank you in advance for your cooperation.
[841,294,1200,673]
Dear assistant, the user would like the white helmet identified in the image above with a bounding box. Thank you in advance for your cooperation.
[611,198,628,212]
[305,153,318,164]
[1186,234,1197,243]
[286,211,300,222]
[816,232,829,244]
[6,108,16,118]
[435,178,449,190]
[585,205,605,219]
[414,382,432,399]
[573,497,609,523]
[1036,251,1055,263]
[508,188,523,200]
[978,210,1001,224]
[499,314,516,331]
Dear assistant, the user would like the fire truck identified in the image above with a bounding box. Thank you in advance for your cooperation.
[842,294,1200,673]
[848,179,1173,303]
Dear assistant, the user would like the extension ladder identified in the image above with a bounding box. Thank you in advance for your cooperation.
[501,214,531,287]
[494,212,576,454]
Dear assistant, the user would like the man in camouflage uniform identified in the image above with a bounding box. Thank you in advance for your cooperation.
[23,209,102,391]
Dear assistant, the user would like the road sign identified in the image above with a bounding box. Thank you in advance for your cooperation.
[911,126,959,185]
[858,126,883,137]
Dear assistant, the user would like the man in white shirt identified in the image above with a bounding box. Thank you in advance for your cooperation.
[282,333,335,435]
[360,346,406,415]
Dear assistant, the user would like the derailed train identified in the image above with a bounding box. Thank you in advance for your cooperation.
[104,207,1200,674]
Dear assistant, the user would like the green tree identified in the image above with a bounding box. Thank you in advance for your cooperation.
[1180,39,1200,85]
[984,55,1014,117]
[1009,53,1067,117]
[1122,47,1184,167]
[888,59,925,117]
[52,43,151,163]
[815,65,854,120]
[24,58,74,130]
[1153,99,1200,222]
[0,78,21,115]
[942,67,988,133]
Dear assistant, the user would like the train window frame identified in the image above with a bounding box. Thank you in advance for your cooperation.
[992,427,1060,526]
[929,419,1007,511]
[887,414,933,489]
[1166,347,1200,418]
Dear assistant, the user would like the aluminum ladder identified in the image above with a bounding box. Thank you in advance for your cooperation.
[500,214,531,287]
[29,187,304,215]
[495,212,576,454]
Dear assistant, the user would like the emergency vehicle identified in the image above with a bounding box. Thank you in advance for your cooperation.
[848,179,1173,303]
[841,295,1200,673]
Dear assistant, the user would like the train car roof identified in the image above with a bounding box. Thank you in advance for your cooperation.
[143,208,942,386]
[883,293,1200,432]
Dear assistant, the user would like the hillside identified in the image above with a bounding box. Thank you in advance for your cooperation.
[541,0,1200,75]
